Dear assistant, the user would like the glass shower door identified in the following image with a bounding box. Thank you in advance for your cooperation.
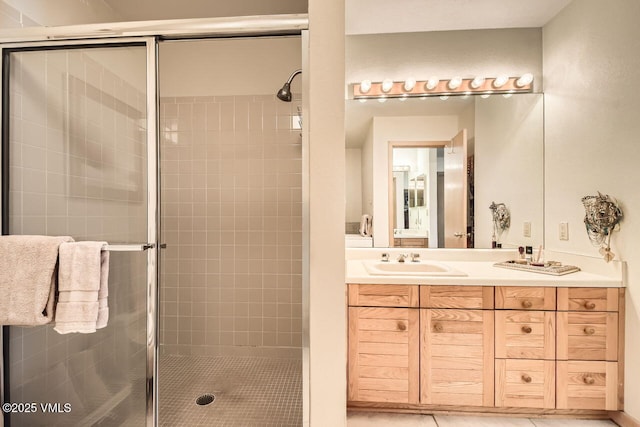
[1,39,158,426]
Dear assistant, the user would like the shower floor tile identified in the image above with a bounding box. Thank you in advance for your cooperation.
[159,355,302,427]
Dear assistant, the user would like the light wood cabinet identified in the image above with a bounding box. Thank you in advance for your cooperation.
[495,359,555,409]
[348,306,419,403]
[557,361,618,410]
[556,287,623,411]
[495,310,556,360]
[421,308,494,406]
[347,283,624,416]
[496,286,556,310]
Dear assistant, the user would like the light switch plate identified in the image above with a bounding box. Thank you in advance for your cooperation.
[559,222,569,240]
[523,221,531,238]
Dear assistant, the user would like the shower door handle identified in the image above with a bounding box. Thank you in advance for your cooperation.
[102,243,155,251]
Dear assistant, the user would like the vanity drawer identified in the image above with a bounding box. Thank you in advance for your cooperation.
[495,311,555,360]
[557,288,619,312]
[394,238,428,248]
[495,359,555,409]
[348,284,419,308]
[556,361,618,410]
[495,287,556,310]
[557,312,618,361]
[420,286,494,309]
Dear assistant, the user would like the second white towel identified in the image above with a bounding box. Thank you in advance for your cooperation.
[54,241,109,334]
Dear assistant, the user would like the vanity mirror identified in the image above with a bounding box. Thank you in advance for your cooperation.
[345,93,544,249]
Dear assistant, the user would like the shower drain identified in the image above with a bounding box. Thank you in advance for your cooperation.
[195,394,216,406]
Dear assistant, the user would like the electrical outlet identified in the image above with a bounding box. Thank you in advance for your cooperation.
[523,221,531,238]
[559,222,569,240]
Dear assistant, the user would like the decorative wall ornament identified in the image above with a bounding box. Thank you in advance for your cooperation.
[489,201,510,246]
[581,192,623,262]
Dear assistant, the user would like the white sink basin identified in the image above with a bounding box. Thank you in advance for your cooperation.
[363,260,467,277]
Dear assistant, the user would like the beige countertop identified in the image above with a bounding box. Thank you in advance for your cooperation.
[345,249,624,288]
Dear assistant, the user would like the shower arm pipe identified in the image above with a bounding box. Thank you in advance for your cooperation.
[285,69,302,85]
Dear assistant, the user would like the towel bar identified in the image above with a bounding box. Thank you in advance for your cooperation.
[102,243,155,252]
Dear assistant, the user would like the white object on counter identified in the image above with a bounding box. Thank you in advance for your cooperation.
[345,234,373,248]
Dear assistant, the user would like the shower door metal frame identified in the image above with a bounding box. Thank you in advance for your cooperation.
[0,36,161,427]
[0,14,310,427]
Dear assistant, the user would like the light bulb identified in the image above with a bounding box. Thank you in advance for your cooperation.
[381,79,394,93]
[516,73,534,88]
[502,93,513,98]
[425,77,439,90]
[493,75,509,88]
[480,92,492,99]
[470,76,485,89]
[359,79,372,94]
[403,78,416,92]
[448,76,462,90]
[439,95,449,101]
[358,98,367,103]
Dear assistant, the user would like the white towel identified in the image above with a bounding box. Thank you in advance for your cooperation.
[54,241,109,334]
[0,235,74,326]
[359,214,372,237]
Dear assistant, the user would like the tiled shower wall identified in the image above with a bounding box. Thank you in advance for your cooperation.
[160,94,302,358]
[6,48,148,426]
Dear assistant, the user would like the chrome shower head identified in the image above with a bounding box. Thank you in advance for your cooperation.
[277,69,302,102]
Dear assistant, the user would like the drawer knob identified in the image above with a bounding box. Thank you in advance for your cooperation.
[397,322,407,331]
[583,376,595,385]
[521,374,532,383]
[433,323,443,332]
[521,300,533,308]
[584,301,596,310]
[584,327,596,335]
[521,325,533,334]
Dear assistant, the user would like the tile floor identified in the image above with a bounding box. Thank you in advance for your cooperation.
[347,412,619,427]
[158,355,302,426]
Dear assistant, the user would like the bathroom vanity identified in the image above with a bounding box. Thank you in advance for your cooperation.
[345,249,625,418]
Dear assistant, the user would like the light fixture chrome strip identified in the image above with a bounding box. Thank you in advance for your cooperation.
[353,75,533,99]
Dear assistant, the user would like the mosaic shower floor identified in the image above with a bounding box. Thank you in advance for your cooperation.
[158,355,303,427]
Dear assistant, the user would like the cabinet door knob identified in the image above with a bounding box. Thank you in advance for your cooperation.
[584,327,596,335]
[521,300,533,308]
[433,323,443,332]
[397,321,407,331]
[521,325,533,334]
[583,376,595,385]
[584,301,596,310]
[521,374,532,383]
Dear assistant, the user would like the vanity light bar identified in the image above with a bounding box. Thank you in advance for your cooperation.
[352,75,533,99]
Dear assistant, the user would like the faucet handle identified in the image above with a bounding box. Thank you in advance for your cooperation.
[381,253,390,262]
[410,253,420,262]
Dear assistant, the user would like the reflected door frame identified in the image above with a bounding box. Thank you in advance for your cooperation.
[388,137,468,249]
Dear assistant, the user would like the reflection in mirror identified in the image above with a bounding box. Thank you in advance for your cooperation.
[391,148,441,246]
[345,93,544,249]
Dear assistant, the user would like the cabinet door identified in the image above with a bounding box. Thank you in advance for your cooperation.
[348,307,419,403]
[420,309,494,406]
[495,359,555,409]
[495,310,555,360]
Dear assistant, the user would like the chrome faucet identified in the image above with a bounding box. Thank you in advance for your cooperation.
[397,253,409,263]
[410,253,420,262]
[381,253,390,262]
